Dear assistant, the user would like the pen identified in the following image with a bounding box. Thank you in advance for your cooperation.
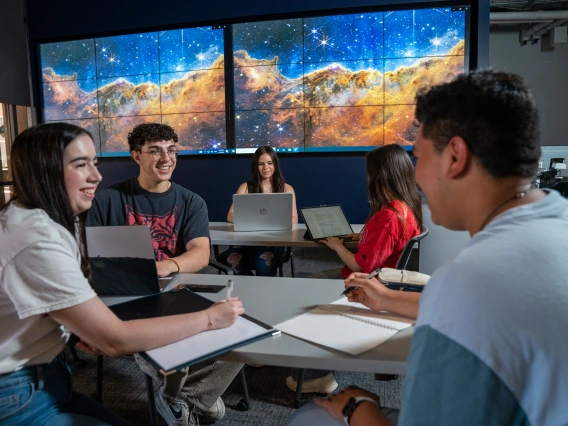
[340,268,382,296]
[226,279,233,300]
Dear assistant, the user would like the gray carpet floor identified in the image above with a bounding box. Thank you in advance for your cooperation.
[69,246,404,425]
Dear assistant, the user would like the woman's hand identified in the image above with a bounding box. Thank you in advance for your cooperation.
[76,340,104,356]
[346,233,361,241]
[320,236,345,251]
[206,297,245,329]
[344,273,391,312]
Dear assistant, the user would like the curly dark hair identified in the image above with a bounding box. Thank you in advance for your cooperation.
[127,123,178,152]
[415,69,541,178]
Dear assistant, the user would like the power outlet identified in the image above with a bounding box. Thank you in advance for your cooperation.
[539,161,543,169]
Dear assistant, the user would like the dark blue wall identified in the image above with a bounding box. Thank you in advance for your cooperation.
[25,0,489,223]
[97,155,368,222]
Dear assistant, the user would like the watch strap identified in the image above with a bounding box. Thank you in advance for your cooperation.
[342,396,379,425]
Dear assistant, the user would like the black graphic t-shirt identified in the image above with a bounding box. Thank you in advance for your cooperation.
[87,178,210,260]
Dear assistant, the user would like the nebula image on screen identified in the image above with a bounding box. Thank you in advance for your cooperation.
[233,7,465,150]
[40,28,226,154]
[39,6,466,155]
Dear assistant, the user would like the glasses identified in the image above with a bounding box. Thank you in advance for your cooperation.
[140,148,179,160]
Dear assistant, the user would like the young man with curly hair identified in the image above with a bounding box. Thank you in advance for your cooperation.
[88,123,241,426]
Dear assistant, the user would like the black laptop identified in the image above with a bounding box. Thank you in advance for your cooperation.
[300,205,354,241]
[86,225,175,297]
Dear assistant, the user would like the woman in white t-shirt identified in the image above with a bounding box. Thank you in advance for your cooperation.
[0,123,245,425]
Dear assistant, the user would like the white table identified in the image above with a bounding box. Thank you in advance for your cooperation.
[170,273,412,376]
[209,222,364,248]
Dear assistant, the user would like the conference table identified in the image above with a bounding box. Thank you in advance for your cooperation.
[169,273,413,375]
[209,222,364,248]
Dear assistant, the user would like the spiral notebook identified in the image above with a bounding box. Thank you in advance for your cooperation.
[275,298,414,356]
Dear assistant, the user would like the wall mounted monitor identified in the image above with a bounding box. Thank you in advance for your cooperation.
[37,4,469,157]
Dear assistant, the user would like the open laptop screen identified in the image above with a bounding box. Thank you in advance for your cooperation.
[300,205,353,240]
[86,225,162,296]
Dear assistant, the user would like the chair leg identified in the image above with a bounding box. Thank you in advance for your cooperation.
[67,342,86,368]
[236,367,250,411]
[295,369,305,409]
[145,373,159,426]
[290,250,295,277]
[91,355,103,403]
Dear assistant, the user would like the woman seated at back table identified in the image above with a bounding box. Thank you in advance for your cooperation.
[287,144,423,394]
[225,146,298,276]
[0,123,245,425]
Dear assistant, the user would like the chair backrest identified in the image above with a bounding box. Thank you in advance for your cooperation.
[395,225,429,270]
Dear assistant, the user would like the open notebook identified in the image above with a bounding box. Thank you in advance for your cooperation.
[275,298,414,356]
[110,288,277,374]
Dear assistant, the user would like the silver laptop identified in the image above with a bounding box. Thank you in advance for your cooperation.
[86,225,177,298]
[233,193,293,232]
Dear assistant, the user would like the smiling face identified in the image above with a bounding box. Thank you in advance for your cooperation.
[63,134,102,216]
[131,139,178,187]
[257,153,275,180]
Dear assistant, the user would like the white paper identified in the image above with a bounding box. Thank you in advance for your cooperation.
[275,298,413,355]
[145,317,270,371]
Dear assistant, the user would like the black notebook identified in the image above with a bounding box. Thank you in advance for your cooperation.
[110,288,277,374]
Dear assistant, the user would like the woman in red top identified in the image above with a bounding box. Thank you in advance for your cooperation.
[321,144,422,278]
[286,144,423,395]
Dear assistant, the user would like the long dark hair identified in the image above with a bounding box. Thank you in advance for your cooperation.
[247,146,285,193]
[9,122,93,278]
[366,145,423,231]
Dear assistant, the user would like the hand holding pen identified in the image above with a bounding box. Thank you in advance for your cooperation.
[341,271,391,312]
[207,279,244,329]
[340,268,382,296]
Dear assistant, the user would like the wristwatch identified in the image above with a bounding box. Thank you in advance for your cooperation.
[342,396,379,425]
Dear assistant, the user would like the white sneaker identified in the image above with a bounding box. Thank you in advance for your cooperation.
[195,397,225,424]
[155,391,194,426]
[286,372,338,394]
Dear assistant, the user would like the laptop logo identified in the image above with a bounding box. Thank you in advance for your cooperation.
[260,208,267,215]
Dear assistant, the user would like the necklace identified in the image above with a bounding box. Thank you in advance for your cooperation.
[478,184,536,232]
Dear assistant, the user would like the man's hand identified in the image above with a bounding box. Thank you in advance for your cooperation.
[344,272,391,312]
[320,236,345,251]
[156,259,177,277]
[314,386,382,424]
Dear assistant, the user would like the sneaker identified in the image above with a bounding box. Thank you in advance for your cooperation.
[155,391,196,426]
[195,397,225,424]
[286,372,338,394]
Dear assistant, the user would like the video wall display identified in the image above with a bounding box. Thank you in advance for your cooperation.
[39,6,467,156]
[40,27,226,155]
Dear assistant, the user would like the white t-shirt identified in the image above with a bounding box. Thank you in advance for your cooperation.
[0,203,96,374]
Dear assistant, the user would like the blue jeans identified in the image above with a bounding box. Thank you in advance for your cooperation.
[0,354,130,426]
[223,246,283,276]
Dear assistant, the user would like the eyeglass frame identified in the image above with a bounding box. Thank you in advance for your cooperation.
[138,147,180,160]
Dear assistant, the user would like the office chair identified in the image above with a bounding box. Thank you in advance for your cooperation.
[293,225,429,407]
[213,245,295,277]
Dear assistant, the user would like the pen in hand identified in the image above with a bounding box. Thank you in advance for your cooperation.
[225,279,233,300]
[340,268,382,296]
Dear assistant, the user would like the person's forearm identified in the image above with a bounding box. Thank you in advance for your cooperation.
[335,245,361,272]
[382,289,420,319]
[227,207,234,223]
[103,311,211,356]
[350,402,392,426]
[171,246,210,273]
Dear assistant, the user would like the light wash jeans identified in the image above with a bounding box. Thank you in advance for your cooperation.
[134,354,242,411]
[0,353,130,426]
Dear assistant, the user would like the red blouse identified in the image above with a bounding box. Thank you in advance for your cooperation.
[342,200,420,279]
